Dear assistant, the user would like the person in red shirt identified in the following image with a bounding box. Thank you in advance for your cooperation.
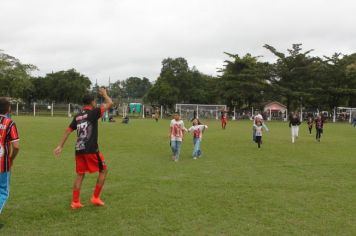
[54,88,113,209]
[0,98,20,214]
[221,111,228,129]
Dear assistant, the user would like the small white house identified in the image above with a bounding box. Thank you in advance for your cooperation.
[264,101,287,121]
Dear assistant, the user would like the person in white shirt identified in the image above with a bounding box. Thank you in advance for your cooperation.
[188,119,208,160]
[289,113,301,143]
[169,112,187,162]
[253,120,267,148]
[252,113,269,142]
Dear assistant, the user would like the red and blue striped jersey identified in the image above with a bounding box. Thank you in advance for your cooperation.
[0,115,19,172]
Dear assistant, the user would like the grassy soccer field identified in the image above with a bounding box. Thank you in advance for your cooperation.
[0,117,355,235]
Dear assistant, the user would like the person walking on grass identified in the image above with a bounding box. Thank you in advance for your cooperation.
[53,87,113,209]
[254,120,267,148]
[221,111,228,129]
[188,119,208,160]
[169,112,187,162]
[315,115,324,142]
[0,98,20,215]
[252,113,269,142]
[154,108,159,122]
[307,116,313,135]
[289,113,301,143]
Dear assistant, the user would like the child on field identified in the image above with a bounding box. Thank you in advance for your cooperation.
[289,113,301,143]
[188,119,208,160]
[315,115,324,142]
[169,112,187,162]
[252,113,269,142]
[221,111,227,129]
[154,109,159,122]
[307,116,313,134]
[253,120,267,148]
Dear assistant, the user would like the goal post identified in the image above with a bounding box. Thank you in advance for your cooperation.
[337,107,356,123]
[175,104,227,120]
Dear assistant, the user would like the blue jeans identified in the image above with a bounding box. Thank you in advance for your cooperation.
[0,172,11,214]
[192,138,202,158]
[171,140,182,160]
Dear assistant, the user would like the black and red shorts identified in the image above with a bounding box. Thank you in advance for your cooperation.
[75,152,107,174]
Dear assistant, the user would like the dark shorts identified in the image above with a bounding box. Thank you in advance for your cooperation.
[75,152,107,174]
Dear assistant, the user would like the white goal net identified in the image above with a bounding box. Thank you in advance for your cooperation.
[337,107,356,123]
[175,104,227,120]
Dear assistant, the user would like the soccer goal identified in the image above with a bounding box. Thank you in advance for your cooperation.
[175,104,227,120]
[336,107,356,123]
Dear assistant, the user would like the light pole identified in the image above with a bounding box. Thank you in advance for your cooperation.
[300,97,303,121]
[231,100,237,120]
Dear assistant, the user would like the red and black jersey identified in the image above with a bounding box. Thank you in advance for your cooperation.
[315,118,324,129]
[0,115,20,172]
[68,106,105,154]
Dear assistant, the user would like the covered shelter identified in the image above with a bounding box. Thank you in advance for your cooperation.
[264,101,287,121]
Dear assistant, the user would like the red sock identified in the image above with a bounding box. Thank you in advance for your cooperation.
[93,185,103,198]
[72,189,80,203]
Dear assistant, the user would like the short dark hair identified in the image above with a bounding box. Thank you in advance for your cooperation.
[82,94,95,105]
[0,97,10,115]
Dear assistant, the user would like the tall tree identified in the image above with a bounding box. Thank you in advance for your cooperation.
[44,69,91,103]
[0,50,37,102]
[145,57,219,108]
[312,53,356,110]
[121,77,152,99]
[218,53,271,110]
[264,44,317,111]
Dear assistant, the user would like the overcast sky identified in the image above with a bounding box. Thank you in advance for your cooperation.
[1,0,355,85]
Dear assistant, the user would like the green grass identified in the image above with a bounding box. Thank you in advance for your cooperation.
[0,117,355,235]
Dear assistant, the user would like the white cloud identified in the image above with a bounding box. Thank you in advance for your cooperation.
[1,0,355,85]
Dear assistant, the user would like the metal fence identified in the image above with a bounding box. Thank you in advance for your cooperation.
[8,103,174,120]
[10,103,80,117]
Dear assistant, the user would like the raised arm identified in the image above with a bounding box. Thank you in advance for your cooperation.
[99,87,113,112]
[53,128,73,157]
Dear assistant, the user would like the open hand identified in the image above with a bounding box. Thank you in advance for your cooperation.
[53,146,63,157]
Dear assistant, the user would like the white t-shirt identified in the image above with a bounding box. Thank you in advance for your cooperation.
[170,119,187,141]
[254,124,263,136]
[188,125,208,140]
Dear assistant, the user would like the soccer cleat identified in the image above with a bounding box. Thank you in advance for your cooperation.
[90,196,105,206]
[193,157,197,160]
[71,201,84,209]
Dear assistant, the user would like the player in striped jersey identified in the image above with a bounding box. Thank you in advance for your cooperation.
[0,98,20,214]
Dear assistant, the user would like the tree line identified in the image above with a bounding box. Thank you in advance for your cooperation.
[1,44,356,112]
